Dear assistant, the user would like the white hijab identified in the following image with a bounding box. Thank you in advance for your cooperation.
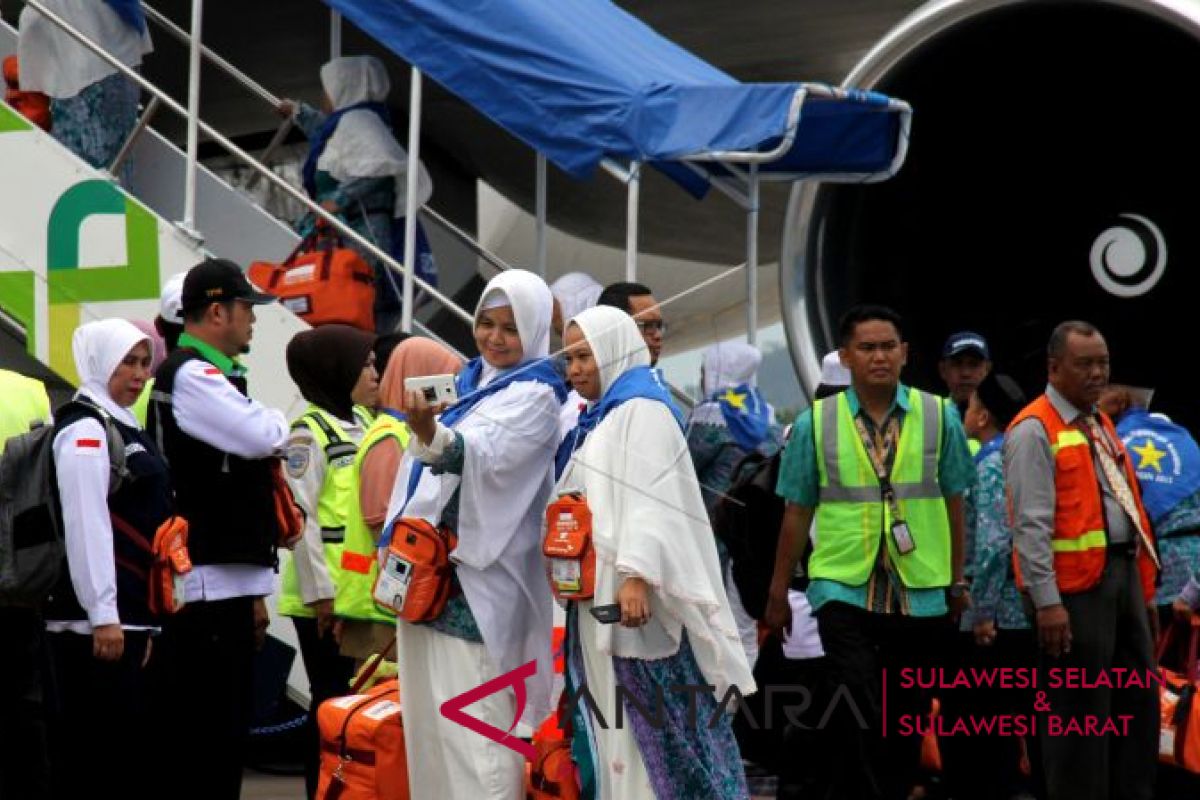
[18,0,152,99]
[402,269,560,725]
[71,318,148,428]
[551,272,604,324]
[702,340,762,396]
[560,308,756,699]
[317,56,433,216]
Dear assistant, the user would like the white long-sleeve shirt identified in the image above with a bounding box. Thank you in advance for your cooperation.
[170,359,290,602]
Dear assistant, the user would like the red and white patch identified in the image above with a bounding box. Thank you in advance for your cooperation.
[203,367,222,376]
[75,438,103,455]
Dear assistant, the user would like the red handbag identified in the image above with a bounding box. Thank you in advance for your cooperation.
[249,227,375,331]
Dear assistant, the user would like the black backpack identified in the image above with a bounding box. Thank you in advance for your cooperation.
[0,399,127,606]
[712,449,791,621]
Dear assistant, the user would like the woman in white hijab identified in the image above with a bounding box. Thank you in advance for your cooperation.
[46,319,173,800]
[550,271,604,442]
[282,55,437,333]
[555,306,755,800]
[18,0,152,175]
[392,269,566,799]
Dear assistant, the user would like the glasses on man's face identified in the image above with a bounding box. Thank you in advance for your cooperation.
[635,319,667,335]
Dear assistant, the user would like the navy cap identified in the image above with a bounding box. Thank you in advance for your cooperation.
[942,331,990,361]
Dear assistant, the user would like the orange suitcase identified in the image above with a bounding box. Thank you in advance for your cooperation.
[317,678,409,800]
[249,229,375,332]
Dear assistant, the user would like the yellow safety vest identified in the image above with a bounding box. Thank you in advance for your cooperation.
[278,406,360,618]
[334,412,409,623]
[811,387,952,588]
[0,370,51,444]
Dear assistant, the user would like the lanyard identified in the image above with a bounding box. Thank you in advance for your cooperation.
[853,413,906,521]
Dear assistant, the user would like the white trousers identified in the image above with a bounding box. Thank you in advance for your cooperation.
[396,622,524,800]
[725,564,760,672]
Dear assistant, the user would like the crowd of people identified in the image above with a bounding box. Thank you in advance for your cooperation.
[3,244,1200,800]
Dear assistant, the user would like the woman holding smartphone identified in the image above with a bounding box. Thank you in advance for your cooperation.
[553,305,755,800]
[396,269,566,798]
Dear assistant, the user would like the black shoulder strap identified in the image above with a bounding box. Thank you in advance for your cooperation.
[294,410,357,463]
[58,398,130,495]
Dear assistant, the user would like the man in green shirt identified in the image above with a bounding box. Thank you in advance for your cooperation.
[765,304,974,800]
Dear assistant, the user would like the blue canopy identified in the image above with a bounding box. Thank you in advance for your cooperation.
[322,0,910,187]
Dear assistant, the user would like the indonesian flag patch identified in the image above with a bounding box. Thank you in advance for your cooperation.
[75,438,103,455]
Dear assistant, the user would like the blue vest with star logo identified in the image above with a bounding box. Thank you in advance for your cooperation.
[1116,409,1200,523]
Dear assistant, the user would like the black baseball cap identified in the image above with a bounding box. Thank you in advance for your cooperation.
[179,258,276,313]
[976,372,1027,429]
[941,331,990,360]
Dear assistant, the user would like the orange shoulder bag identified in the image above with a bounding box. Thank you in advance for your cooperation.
[147,515,192,616]
[543,493,595,601]
[372,518,458,623]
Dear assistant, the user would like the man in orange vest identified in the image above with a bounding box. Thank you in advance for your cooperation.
[1004,320,1159,800]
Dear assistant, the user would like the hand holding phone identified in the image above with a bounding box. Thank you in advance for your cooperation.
[404,374,458,406]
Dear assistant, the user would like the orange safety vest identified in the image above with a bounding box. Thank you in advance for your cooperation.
[1008,395,1157,602]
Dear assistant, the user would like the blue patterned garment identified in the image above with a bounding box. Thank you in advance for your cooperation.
[611,635,750,800]
[51,72,139,174]
[967,440,1029,630]
[1154,492,1200,605]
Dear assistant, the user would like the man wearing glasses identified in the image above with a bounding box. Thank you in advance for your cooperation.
[597,281,666,365]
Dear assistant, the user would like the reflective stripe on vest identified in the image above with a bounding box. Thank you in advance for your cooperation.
[334,413,409,624]
[811,388,952,588]
[278,406,359,619]
[1008,395,1158,600]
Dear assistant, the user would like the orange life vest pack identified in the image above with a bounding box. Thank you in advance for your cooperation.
[248,228,375,333]
[269,459,305,550]
[2,56,51,132]
[147,515,191,616]
[317,678,409,800]
[372,518,458,623]
[543,493,595,601]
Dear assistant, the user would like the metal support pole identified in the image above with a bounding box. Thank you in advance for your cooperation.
[746,165,760,345]
[244,116,294,191]
[401,68,424,334]
[182,0,204,236]
[625,161,641,282]
[109,96,160,176]
[330,10,342,59]
[535,153,548,277]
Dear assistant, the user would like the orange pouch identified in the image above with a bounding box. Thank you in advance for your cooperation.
[372,518,458,623]
[543,493,595,601]
[270,460,305,548]
[248,229,375,332]
[1157,619,1200,773]
[148,515,192,616]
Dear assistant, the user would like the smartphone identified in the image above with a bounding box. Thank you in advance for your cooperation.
[404,374,458,405]
[589,603,622,625]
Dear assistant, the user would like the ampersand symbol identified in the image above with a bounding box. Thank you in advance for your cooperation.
[1034,691,1051,713]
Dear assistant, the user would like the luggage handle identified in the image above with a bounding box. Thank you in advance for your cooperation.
[349,634,397,695]
[1157,617,1200,681]
[282,223,342,277]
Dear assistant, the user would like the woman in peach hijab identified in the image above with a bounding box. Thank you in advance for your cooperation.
[335,337,462,661]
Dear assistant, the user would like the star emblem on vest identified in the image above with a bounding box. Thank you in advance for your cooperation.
[1131,438,1167,473]
[721,388,748,411]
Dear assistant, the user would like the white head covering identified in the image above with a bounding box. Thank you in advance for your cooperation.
[702,340,763,396]
[820,350,851,388]
[551,272,604,325]
[159,272,186,323]
[72,318,148,427]
[475,269,554,371]
[17,0,152,99]
[567,305,647,396]
[316,56,433,215]
[558,313,755,700]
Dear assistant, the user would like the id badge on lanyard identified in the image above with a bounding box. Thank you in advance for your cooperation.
[857,415,917,557]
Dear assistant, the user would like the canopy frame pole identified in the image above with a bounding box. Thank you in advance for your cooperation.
[626,161,641,281]
[746,165,760,344]
[401,67,423,334]
[181,0,204,238]
[330,9,343,59]
[535,153,548,276]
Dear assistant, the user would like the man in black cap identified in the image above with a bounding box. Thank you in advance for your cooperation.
[147,259,289,800]
[939,331,993,416]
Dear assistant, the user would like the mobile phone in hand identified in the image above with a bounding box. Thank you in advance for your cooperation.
[589,603,622,624]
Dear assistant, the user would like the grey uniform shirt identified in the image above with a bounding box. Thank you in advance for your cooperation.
[1004,384,1135,609]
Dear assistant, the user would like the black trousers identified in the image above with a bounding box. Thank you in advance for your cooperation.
[47,629,152,800]
[292,616,355,799]
[815,601,952,800]
[1037,551,1157,800]
[0,606,52,800]
[149,597,258,800]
